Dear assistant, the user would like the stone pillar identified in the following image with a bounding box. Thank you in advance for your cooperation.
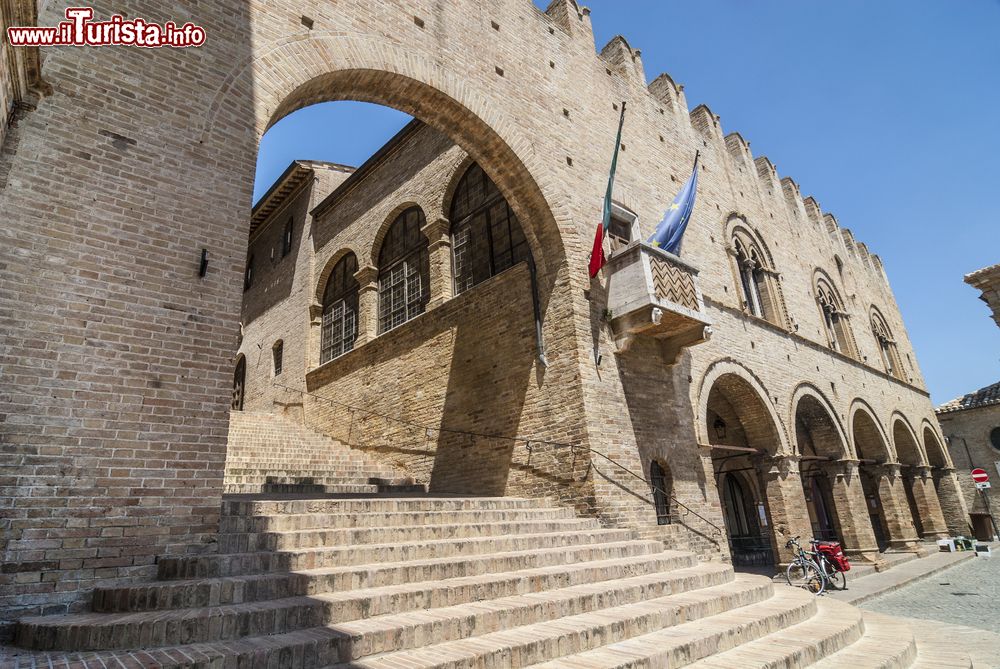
[422,217,452,307]
[875,464,922,551]
[354,265,379,346]
[755,455,814,564]
[934,468,972,536]
[824,459,879,563]
[910,466,949,540]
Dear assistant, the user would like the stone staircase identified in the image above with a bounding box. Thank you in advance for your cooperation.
[224,411,424,494]
[0,415,976,668]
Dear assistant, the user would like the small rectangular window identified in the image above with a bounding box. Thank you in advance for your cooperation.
[607,203,637,254]
[282,219,294,257]
[272,341,283,376]
[243,255,254,291]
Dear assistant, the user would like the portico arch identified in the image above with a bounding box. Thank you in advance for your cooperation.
[923,422,969,536]
[893,415,948,540]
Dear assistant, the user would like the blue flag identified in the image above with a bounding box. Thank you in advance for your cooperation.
[648,152,699,254]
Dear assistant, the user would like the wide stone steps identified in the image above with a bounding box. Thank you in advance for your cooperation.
[810,610,918,669]
[93,538,665,612]
[15,550,701,651]
[683,597,864,668]
[218,516,605,552]
[157,526,640,579]
[224,481,380,495]
[527,586,817,669]
[334,576,797,669]
[219,505,577,532]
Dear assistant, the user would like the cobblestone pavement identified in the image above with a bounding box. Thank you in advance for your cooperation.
[860,554,1000,633]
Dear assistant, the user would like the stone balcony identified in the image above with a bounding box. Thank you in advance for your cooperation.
[605,241,712,359]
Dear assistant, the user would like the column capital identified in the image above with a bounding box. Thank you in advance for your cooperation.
[754,453,799,478]
[354,265,379,287]
[824,458,861,479]
[421,217,451,245]
[308,302,323,322]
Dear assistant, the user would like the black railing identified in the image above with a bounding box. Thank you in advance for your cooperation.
[270,382,724,537]
[729,535,775,567]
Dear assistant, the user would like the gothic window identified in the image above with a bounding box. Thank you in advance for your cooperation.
[378,208,429,333]
[731,227,784,327]
[272,340,283,376]
[815,277,857,359]
[450,163,530,295]
[282,218,294,257]
[243,254,254,291]
[649,460,672,525]
[871,309,904,380]
[320,253,359,363]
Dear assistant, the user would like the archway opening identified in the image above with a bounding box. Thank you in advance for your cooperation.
[705,373,780,568]
[853,408,892,551]
[793,395,846,544]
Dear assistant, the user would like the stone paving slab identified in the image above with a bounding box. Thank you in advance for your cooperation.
[827,549,976,605]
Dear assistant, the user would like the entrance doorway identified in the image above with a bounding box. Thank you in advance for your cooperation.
[720,471,772,567]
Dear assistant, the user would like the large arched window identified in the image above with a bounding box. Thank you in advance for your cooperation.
[378,208,429,333]
[730,225,785,327]
[815,276,857,359]
[449,163,530,295]
[321,253,359,363]
[871,308,904,380]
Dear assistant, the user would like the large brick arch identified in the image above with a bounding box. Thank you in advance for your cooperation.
[696,359,789,455]
[849,400,892,462]
[921,421,951,468]
[200,34,571,281]
[891,413,926,466]
[789,384,850,459]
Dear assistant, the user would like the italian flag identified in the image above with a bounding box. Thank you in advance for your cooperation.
[589,101,627,278]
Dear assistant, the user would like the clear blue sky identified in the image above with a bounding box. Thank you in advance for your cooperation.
[254,0,1000,406]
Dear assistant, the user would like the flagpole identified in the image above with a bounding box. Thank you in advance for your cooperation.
[589,101,627,279]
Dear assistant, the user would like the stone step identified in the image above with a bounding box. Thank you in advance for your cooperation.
[0,565,745,669]
[810,611,918,669]
[94,538,665,612]
[219,495,549,516]
[224,482,378,495]
[683,597,864,668]
[17,551,699,651]
[524,586,817,669]
[217,517,604,552]
[218,505,578,533]
[332,574,790,669]
[157,527,640,579]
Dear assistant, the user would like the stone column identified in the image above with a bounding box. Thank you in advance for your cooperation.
[354,265,379,346]
[934,468,972,536]
[421,217,452,308]
[824,459,880,563]
[755,455,814,564]
[910,466,949,540]
[875,464,922,551]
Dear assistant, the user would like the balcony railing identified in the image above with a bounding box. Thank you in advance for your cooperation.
[605,241,712,359]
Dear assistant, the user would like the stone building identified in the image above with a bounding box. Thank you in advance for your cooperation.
[0,0,971,661]
[937,263,1000,540]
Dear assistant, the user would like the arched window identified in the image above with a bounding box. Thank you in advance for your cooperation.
[378,208,429,333]
[815,277,857,359]
[731,226,784,327]
[450,163,530,295]
[321,253,359,363]
[649,460,672,525]
[871,309,904,380]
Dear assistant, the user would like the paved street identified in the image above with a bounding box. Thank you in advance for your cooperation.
[860,553,1000,633]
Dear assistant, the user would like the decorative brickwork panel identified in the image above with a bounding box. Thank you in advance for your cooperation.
[650,255,698,311]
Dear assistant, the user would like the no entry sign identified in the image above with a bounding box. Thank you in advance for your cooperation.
[972,468,990,484]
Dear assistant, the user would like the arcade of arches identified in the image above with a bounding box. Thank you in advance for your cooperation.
[705,372,967,566]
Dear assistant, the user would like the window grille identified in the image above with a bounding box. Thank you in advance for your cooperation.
[243,254,254,291]
[320,253,359,363]
[272,340,283,375]
[450,163,530,295]
[378,208,429,333]
[282,218,293,257]
[650,460,672,525]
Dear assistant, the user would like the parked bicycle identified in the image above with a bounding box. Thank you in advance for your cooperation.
[784,536,826,594]
[809,538,850,591]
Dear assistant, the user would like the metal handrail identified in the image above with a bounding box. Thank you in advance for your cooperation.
[269,381,724,536]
